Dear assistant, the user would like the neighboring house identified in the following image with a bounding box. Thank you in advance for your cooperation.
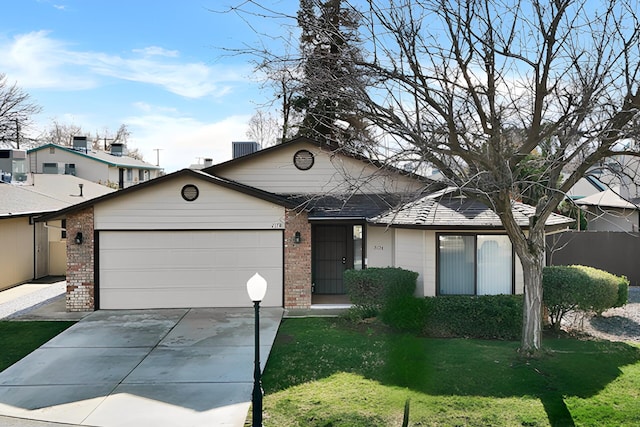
[566,175,608,201]
[27,139,163,189]
[37,137,572,312]
[0,171,114,291]
[574,189,640,232]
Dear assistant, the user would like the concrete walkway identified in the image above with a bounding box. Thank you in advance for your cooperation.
[0,307,283,427]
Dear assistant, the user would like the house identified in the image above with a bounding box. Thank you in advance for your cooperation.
[0,171,114,291]
[36,137,573,311]
[564,173,639,232]
[27,138,163,189]
[574,189,640,232]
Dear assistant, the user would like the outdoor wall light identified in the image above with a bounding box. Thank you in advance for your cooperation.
[74,232,83,245]
[294,231,302,244]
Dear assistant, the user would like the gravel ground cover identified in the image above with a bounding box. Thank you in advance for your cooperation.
[0,282,65,320]
[564,286,640,342]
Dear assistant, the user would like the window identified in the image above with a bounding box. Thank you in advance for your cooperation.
[437,234,513,295]
[139,169,145,181]
[61,219,67,239]
[353,225,363,270]
[126,168,133,181]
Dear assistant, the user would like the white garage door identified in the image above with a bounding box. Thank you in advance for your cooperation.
[99,230,283,309]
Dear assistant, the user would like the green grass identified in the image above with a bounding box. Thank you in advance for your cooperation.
[0,321,76,371]
[261,318,640,426]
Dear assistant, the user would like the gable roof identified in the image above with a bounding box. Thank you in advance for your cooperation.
[27,143,163,170]
[575,188,639,209]
[204,137,433,184]
[35,168,299,222]
[285,193,410,220]
[1,175,114,219]
[369,188,574,230]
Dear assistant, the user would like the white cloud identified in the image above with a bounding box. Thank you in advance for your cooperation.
[0,31,249,98]
[132,46,180,58]
[0,31,96,90]
[126,111,251,173]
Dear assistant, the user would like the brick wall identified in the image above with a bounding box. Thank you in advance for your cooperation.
[66,207,95,311]
[284,209,312,308]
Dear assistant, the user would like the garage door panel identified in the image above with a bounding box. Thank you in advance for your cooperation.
[99,231,283,309]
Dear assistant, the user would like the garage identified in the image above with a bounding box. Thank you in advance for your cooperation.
[98,230,283,309]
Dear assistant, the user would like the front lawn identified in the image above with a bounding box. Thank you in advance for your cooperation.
[0,321,76,371]
[261,318,640,426]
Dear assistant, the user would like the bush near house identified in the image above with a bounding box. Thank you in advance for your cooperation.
[381,294,523,340]
[345,267,523,339]
[543,265,630,331]
[344,267,418,316]
[420,295,523,340]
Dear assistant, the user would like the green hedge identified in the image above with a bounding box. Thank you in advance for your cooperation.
[422,295,523,340]
[543,265,629,330]
[378,294,523,340]
[344,267,418,315]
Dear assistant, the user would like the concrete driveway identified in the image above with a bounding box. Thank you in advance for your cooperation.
[0,307,283,427]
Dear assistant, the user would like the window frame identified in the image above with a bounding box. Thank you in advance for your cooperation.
[435,232,515,296]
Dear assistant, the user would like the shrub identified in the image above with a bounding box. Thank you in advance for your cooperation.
[380,295,428,333]
[422,295,523,340]
[615,276,630,308]
[543,265,628,330]
[344,267,418,317]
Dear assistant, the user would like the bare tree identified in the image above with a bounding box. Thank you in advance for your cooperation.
[39,121,132,152]
[232,0,640,353]
[39,120,85,146]
[0,74,41,149]
[347,0,640,353]
[247,110,282,147]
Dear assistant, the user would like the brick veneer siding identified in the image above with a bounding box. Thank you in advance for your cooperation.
[284,209,312,308]
[66,207,95,311]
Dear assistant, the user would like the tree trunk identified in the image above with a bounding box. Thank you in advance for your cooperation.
[518,227,546,354]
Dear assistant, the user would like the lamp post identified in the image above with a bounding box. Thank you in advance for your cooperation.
[247,273,267,427]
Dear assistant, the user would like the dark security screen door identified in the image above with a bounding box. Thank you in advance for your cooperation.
[313,225,352,294]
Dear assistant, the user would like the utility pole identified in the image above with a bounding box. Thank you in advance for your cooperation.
[153,148,163,166]
[15,119,20,149]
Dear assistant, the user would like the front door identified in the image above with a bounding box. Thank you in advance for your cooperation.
[312,225,353,294]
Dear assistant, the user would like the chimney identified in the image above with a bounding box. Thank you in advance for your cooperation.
[203,158,213,167]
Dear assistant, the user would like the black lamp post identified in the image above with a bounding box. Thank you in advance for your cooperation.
[247,273,267,427]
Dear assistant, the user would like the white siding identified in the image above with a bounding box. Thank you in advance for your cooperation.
[394,228,426,297]
[29,148,110,184]
[99,230,283,309]
[95,175,285,230]
[365,225,394,268]
[423,231,437,296]
[217,142,424,195]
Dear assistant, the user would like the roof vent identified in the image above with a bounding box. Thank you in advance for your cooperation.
[72,136,88,153]
[232,141,260,159]
[110,143,124,157]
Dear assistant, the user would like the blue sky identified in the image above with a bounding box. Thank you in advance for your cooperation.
[1,0,296,172]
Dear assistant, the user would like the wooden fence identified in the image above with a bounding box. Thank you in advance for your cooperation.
[546,231,640,286]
